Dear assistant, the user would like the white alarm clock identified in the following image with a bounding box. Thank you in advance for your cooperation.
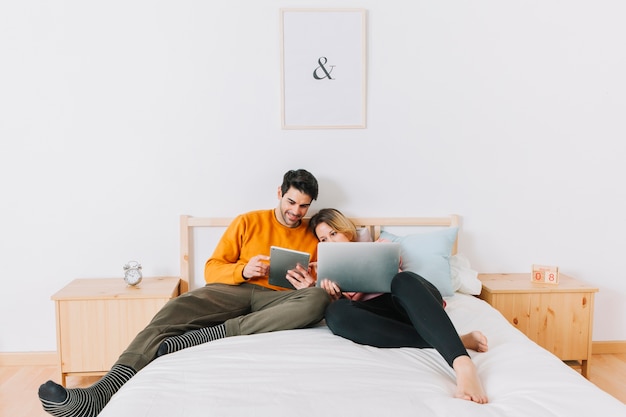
[123,261,143,286]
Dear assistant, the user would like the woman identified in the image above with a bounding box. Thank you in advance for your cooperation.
[295,208,488,403]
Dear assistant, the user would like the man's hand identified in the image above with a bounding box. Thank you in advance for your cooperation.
[285,263,316,289]
[242,255,270,279]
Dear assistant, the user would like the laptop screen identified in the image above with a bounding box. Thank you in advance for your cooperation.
[316,242,400,293]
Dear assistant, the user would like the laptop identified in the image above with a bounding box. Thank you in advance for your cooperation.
[269,246,310,289]
[316,242,401,293]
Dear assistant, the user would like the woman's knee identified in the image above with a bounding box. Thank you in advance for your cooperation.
[391,271,443,304]
[391,271,420,291]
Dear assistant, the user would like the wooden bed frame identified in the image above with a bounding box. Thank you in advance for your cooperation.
[179,214,459,293]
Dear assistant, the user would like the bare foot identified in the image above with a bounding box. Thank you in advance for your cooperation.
[452,356,488,404]
[461,331,488,352]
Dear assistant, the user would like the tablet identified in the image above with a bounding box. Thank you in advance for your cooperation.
[268,246,311,289]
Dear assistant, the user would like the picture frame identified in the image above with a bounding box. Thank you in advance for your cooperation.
[280,8,367,129]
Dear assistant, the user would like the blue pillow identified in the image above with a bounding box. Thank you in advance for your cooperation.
[380,227,458,297]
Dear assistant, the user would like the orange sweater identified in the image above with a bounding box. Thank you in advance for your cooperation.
[204,209,319,290]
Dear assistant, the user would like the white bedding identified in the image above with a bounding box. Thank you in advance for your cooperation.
[100,293,625,417]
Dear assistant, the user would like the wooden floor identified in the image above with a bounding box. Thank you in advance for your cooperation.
[2,354,625,417]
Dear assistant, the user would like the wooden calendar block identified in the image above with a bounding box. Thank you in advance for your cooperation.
[532,264,559,284]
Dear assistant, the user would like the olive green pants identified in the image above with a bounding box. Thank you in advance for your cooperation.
[116,283,329,371]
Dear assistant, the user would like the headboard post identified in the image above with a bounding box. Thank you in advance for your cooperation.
[450,214,459,255]
[180,215,191,294]
[179,215,234,293]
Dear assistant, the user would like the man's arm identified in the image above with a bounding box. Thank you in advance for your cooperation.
[204,215,249,285]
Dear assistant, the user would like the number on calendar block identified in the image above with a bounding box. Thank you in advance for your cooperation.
[531,264,559,285]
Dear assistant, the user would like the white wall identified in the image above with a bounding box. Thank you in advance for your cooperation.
[1,0,625,352]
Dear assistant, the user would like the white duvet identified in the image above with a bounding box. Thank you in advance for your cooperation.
[100,293,625,417]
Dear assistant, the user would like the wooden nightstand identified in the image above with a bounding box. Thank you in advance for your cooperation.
[52,276,180,385]
[478,273,598,378]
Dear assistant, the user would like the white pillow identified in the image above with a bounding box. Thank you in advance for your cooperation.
[450,253,482,295]
[355,227,373,242]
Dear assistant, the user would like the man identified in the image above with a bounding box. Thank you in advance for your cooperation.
[38,169,330,417]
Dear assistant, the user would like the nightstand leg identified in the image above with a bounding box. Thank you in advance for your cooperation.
[581,360,589,378]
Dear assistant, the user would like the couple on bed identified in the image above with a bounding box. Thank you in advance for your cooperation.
[38,169,488,417]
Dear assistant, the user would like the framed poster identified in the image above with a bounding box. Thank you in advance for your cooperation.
[280,8,367,129]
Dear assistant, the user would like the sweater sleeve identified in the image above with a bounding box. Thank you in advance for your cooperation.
[204,215,249,285]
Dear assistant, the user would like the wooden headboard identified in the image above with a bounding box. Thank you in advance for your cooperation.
[179,214,460,293]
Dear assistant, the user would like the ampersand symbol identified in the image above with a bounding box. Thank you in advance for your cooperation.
[313,57,335,80]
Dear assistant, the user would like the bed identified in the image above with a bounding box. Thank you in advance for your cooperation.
[99,215,626,417]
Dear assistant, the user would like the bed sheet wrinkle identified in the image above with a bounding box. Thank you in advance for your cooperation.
[98,292,626,417]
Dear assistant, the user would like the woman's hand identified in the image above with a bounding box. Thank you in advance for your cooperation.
[285,263,316,289]
[319,279,342,300]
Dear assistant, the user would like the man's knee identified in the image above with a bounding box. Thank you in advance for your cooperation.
[299,287,331,316]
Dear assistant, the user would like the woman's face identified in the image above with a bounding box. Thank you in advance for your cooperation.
[315,222,351,242]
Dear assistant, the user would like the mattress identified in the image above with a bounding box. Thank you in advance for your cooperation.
[99,293,625,417]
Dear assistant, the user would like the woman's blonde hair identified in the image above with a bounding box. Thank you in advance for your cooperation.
[308,208,357,241]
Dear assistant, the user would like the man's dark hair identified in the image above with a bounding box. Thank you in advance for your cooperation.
[280,169,319,200]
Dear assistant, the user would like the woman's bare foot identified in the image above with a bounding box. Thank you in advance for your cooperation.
[452,355,488,404]
[461,331,488,352]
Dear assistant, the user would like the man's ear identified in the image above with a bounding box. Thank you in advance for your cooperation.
[276,186,283,200]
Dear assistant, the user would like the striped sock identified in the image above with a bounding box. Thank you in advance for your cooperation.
[38,364,135,417]
[156,323,227,357]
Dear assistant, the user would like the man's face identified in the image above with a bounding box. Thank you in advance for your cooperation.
[275,186,313,227]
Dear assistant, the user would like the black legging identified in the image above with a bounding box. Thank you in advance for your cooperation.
[324,271,468,368]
